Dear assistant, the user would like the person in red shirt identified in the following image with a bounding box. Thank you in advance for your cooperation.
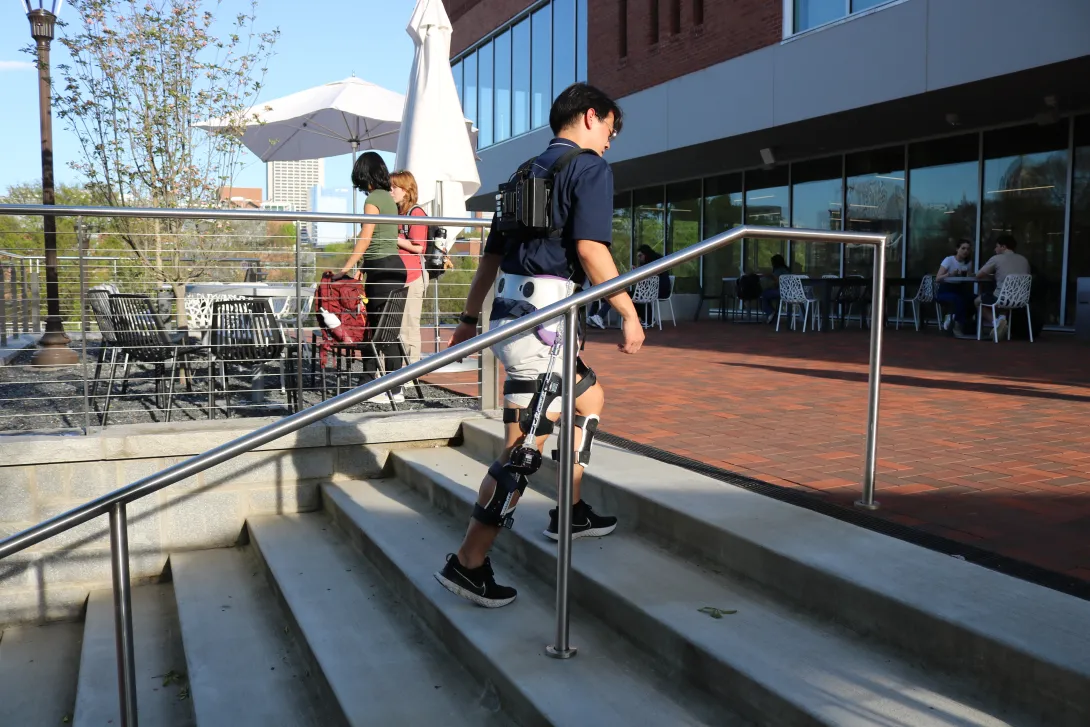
[390,170,429,365]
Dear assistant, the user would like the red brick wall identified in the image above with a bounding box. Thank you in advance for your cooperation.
[449,0,528,56]
[590,0,782,99]
[449,0,783,98]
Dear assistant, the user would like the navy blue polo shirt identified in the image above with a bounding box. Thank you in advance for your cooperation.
[484,138,613,285]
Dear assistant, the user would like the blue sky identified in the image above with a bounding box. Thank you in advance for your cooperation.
[0,0,420,195]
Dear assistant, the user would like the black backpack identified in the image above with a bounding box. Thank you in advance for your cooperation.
[736,273,762,301]
[496,146,599,239]
[400,205,450,279]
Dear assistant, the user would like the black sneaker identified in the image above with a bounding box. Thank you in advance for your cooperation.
[434,554,517,608]
[544,500,618,541]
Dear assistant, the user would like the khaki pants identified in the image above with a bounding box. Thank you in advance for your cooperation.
[402,270,429,364]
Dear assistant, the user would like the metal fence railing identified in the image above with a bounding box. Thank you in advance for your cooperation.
[0,205,491,433]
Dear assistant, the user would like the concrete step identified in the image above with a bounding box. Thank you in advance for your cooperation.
[0,620,82,727]
[74,583,195,727]
[458,418,1090,726]
[247,513,514,726]
[170,548,328,727]
[392,445,1037,727]
[322,479,738,727]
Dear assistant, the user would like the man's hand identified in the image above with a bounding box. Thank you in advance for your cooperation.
[619,316,645,354]
[447,321,477,360]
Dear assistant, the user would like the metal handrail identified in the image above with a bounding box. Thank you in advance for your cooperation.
[0,206,890,725]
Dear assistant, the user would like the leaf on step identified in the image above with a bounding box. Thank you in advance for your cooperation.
[698,606,738,619]
[178,687,190,701]
[155,669,185,687]
[61,715,72,724]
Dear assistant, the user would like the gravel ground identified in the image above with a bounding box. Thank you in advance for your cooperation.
[0,340,480,434]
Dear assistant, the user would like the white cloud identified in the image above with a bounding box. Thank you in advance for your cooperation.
[0,61,36,72]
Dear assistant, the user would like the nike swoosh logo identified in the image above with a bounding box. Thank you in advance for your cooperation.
[456,570,487,596]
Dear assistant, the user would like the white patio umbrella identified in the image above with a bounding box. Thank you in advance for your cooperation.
[195,76,406,216]
[395,0,482,359]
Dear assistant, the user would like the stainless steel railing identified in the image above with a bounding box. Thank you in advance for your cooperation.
[0,203,889,726]
[0,251,42,346]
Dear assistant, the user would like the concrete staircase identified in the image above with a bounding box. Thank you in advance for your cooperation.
[3,416,1090,726]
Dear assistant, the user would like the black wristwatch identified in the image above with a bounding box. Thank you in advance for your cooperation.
[459,312,479,326]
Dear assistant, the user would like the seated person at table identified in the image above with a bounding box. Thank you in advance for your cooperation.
[934,238,974,336]
[975,234,1030,340]
[587,245,669,328]
[762,254,792,323]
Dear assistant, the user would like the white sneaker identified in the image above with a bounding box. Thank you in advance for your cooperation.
[391,389,406,404]
[366,392,391,404]
[588,314,605,329]
[942,314,952,330]
[994,316,1008,340]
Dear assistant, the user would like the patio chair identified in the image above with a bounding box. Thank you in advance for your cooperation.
[104,293,206,426]
[977,274,1034,343]
[658,275,677,326]
[86,285,118,400]
[775,275,821,332]
[207,297,298,418]
[632,276,661,330]
[896,274,937,331]
[836,275,870,329]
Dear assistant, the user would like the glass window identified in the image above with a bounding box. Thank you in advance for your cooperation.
[553,0,576,98]
[906,134,979,280]
[791,157,843,277]
[702,173,744,296]
[852,0,891,12]
[795,0,845,32]
[477,42,494,148]
[531,6,552,129]
[744,166,790,274]
[612,192,633,274]
[845,147,905,277]
[1068,116,1090,326]
[462,52,477,129]
[512,19,531,137]
[494,31,512,143]
[667,180,702,294]
[983,123,1069,326]
[633,186,665,269]
[576,0,588,82]
[452,61,463,113]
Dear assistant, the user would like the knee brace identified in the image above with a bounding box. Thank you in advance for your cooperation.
[552,414,600,468]
[503,372,562,435]
[472,461,529,529]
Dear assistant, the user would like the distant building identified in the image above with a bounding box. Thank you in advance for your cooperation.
[266,160,324,241]
[309,187,356,247]
[217,187,263,209]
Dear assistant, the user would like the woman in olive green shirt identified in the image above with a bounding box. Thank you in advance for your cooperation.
[340,152,408,397]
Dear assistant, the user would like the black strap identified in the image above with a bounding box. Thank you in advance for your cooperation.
[545,148,598,238]
[503,379,540,395]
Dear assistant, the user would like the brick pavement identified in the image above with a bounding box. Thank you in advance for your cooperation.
[422,319,1090,583]
[575,321,1090,584]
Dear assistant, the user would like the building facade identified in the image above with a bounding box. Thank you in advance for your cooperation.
[266,159,324,242]
[451,0,1090,328]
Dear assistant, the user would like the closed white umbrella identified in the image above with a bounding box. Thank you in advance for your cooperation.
[395,0,481,244]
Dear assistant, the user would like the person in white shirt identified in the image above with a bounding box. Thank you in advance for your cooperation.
[934,239,975,337]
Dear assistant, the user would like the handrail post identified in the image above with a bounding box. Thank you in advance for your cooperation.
[857,235,888,510]
[30,260,41,333]
[1,264,8,348]
[547,305,579,660]
[19,260,29,334]
[78,219,91,434]
[109,502,139,726]
[294,223,304,412]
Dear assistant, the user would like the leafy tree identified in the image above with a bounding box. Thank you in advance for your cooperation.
[53,0,278,320]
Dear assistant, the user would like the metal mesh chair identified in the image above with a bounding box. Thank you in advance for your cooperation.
[896,274,936,331]
[977,274,1034,343]
[208,297,297,417]
[775,275,821,332]
[104,293,205,425]
[632,276,661,329]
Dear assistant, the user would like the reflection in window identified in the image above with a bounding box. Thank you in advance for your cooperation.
[452,62,462,114]
[577,0,588,81]
[852,0,892,11]
[906,135,979,280]
[845,147,905,277]
[477,42,493,148]
[667,181,702,294]
[795,0,844,32]
[982,124,1068,325]
[494,31,511,143]
[1068,117,1090,326]
[462,52,477,128]
[512,19,531,137]
[702,173,743,296]
[612,193,633,274]
[531,7,552,130]
[791,157,843,277]
[744,166,789,274]
[553,0,576,96]
[633,187,665,269]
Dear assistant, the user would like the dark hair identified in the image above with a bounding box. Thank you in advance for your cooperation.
[351,152,391,193]
[549,83,624,136]
[771,254,788,269]
[636,244,661,263]
[995,234,1017,250]
[956,238,972,249]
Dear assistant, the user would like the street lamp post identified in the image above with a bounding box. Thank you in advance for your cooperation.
[25,0,78,366]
